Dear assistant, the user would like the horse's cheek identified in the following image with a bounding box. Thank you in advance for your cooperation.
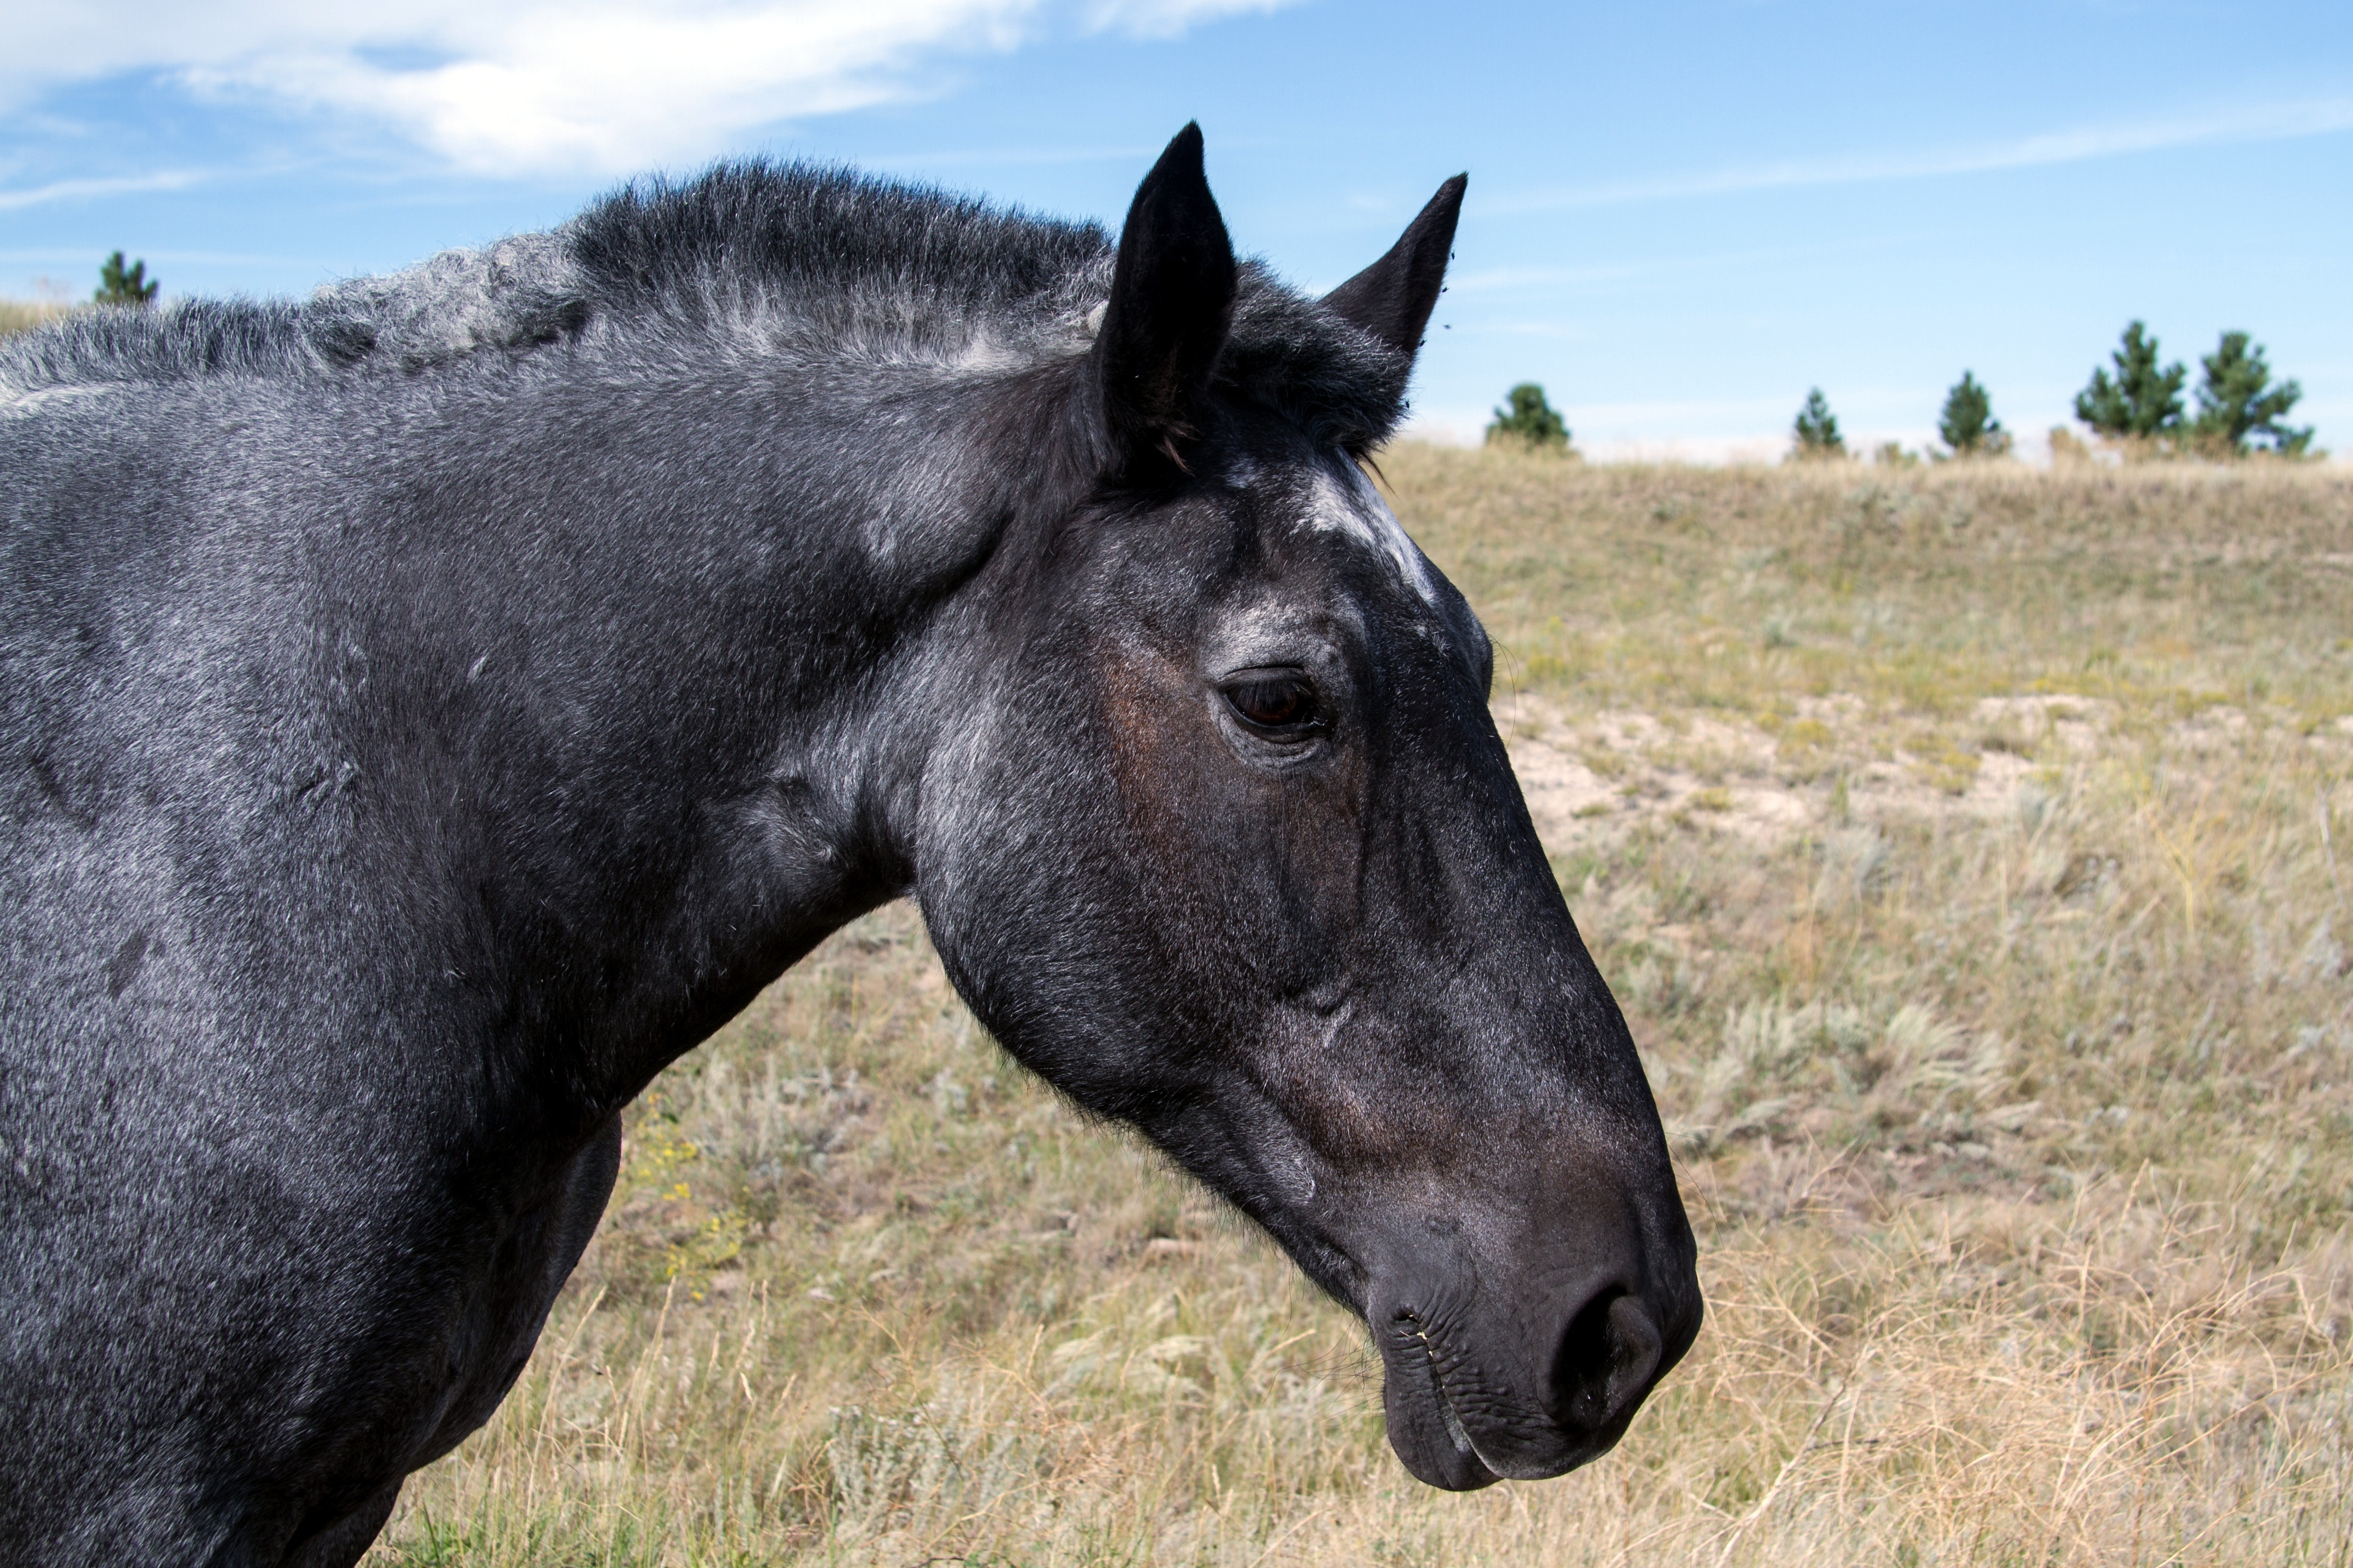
[1093,641,1366,989]
[1269,760,1367,939]
[1095,641,1215,881]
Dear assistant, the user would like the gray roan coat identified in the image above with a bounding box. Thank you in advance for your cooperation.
[0,127,1700,1564]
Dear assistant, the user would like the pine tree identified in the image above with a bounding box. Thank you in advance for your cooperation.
[1485,383,1571,451]
[1936,371,2008,457]
[2073,321,2184,441]
[1790,388,1843,459]
[2192,332,2311,456]
[95,251,159,308]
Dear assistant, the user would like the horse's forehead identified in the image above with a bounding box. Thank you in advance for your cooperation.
[1259,461,1439,610]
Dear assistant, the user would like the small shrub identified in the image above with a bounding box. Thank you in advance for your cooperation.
[94,251,159,308]
[1788,387,1844,461]
[1936,370,2009,458]
[2047,425,2095,465]
[1485,382,1573,452]
[2074,320,2184,444]
[2192,330,2313,456]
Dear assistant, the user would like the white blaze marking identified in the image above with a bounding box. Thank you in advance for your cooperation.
[1306,465,1440,606]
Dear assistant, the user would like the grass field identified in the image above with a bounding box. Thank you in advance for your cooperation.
[336,449,2353,1566]
[79,445,2306,1564]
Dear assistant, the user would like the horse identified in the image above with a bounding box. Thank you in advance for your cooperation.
[0,126,1700,1564]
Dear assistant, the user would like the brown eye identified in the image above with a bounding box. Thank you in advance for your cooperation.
[1222,674,1320,736]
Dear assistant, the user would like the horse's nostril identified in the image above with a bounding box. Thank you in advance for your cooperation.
[1603,1294,1665,1405]
[1547,1289,1665,1435]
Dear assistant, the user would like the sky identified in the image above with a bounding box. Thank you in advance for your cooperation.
[4,0,2348,461]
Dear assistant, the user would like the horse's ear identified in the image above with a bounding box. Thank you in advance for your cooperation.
[1094,123,1237,474]
[1322,174,1467,363]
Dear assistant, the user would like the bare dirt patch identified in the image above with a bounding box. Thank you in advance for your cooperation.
[1494,689,2107,855]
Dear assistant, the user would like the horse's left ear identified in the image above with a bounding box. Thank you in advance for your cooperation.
[1322,174,1467,363]
[1094,123,1237,474]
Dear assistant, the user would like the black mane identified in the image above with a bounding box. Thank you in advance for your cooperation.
[1,161,1413,445]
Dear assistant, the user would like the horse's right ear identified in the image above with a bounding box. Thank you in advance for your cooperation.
[1092,123,1237,476]
[1322,174,1466,364]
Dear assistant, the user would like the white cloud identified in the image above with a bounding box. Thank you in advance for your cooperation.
[1,0,1289,177]
[0,168,216,212]
[1488,96,2353,214]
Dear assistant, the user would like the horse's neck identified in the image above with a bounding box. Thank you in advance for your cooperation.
[424,359,1031,1113]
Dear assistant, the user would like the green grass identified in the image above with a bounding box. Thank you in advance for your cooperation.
[342,449,2351,1565]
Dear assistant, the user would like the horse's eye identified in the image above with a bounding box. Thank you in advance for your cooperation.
[1222,674,1320,736]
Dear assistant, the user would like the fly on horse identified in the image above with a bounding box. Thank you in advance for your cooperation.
[0,127,1699,1564]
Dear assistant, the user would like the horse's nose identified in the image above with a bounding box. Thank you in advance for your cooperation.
[1546,1288,1667,1438]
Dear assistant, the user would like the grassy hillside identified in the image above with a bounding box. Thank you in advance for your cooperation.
[344,450,2347,1565]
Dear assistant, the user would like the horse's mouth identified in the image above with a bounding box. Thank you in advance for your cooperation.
[1381,1316,1504,1490]
[1418,1334,1505,1486]
[1378,1289,1679,1490]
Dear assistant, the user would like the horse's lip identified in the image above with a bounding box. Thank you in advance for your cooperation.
[1400,1317,1504,1486]
[1393,1312,1607,1485]
[1422,1345,1498,1477]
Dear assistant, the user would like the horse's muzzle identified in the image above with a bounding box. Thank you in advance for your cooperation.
[1368,1246,1699,1490]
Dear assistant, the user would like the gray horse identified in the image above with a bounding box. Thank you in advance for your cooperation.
[0,127,1699,1564]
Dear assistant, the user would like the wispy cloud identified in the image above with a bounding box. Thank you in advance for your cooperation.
[1446,262,1650,294]
[0,168,217,213]
[861,141,1166,172]
[1487,96,2353,214]
[1443,234,1918,307]
[2,1,1293,178]
[0,247,315,267]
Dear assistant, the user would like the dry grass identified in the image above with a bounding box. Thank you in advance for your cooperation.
[359,451,2353,1566]
[0,298,76,339]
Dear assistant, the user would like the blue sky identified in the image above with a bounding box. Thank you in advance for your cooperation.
[5,1,2348,459]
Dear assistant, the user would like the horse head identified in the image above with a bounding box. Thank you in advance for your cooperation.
[915,127,1702,1489]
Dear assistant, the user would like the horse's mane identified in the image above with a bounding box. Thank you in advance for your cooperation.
[1,162,1411,444]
